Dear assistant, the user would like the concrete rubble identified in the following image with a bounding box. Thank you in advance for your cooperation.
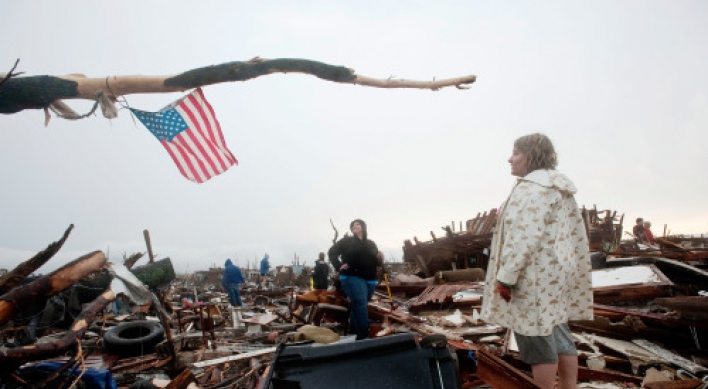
[0,209,707,389]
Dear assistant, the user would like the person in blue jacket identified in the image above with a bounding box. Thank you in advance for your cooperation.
[260,253,271,290]
[222,259,245,306]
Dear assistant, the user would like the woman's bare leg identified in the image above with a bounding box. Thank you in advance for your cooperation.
[557,354,578,389]
[531,363,558,389]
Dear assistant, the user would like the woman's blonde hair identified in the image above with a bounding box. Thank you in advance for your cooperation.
[514,133,557,172]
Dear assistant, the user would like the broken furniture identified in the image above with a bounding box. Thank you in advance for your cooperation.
[174,302,217,349]
[294,289,349,325]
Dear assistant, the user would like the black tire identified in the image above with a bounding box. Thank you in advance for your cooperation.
[103,320,165,357]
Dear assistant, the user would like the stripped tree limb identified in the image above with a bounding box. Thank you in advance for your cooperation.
[0,250,106,326]
[0,57,476,115]
[0,224,74,296]
[0,288,115,371]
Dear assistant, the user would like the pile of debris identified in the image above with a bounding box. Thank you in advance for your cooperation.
[2,215,708,389]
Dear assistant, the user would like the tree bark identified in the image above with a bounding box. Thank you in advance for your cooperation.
[0,250,106,326]
[0,57,476,114]
[0,224,74,295]
[0,288,115,370]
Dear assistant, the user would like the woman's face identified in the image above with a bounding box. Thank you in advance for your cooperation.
[351,222,363,238]
[508,147,529,177]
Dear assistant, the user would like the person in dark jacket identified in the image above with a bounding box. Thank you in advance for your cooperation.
[312,252,330,290]
[633,217,647,243]
[328,219,384,339]
[222,259,246,306]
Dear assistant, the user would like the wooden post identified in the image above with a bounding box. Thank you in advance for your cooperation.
[144,229,155,263]
[158,308,180,375]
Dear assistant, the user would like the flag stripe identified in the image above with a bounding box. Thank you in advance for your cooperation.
[194,89,238,165]
[182,94,230,171]
[161,140,204,183]
[179,96,229,172]
[173,131,213,182]
[177,104,220,177]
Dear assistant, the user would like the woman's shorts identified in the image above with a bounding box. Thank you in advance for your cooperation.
[515,323,577,364]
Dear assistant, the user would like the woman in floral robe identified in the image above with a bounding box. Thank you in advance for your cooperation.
[481,133,593,389]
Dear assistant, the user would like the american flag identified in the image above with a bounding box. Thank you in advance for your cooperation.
[131,88,237,183]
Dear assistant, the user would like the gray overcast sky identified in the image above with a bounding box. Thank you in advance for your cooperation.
[1,1,707,274]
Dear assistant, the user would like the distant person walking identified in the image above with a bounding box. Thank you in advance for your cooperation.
[328,219,384,340]
[260,253,271,290]
[222,259,246,307]
[313,252,330,290]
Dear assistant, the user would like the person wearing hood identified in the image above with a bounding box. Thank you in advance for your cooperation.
[480,133,593,389]
[259,253,270,290]
[328,219,384,340]
[222,259,246,307]
[312,252,330,290]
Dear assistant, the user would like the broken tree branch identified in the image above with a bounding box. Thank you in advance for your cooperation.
[0,288,115,371]
[0,59,23,89]
[329,218,339,245]
[0,224,74,295]
[0,250,106,326]
[0,57,476,115]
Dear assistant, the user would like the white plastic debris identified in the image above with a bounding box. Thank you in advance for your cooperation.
[442,309,466,327]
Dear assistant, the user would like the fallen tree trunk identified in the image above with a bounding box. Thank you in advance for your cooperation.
[0,224,74,295]
[0,250,106,326]
[0,58,476,115]
[0,288,115,371]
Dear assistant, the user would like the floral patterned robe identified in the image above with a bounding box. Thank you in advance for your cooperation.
[480,169,593,336]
